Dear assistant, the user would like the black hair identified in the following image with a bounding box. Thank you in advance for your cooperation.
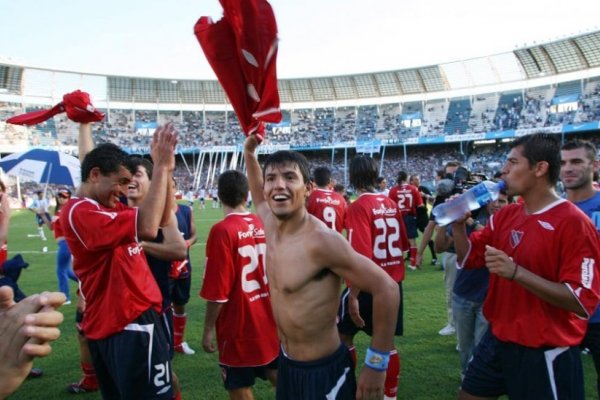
[81,143,130,181]
[128,156,154,179]
[263,150,310,184]
[561,139,597,162]
[218,170,249,208]
[349,154,378,192]
[396,171,408,184]
[510,133,561,185]
[313,166,332,187]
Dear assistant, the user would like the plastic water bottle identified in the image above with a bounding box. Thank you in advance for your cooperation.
[432,180,506,226]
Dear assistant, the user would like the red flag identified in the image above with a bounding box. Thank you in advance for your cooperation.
[6,90,104,126]
[194,0,282,142]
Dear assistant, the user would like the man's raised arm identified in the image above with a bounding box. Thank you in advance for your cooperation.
[243,136,268,217]
[78,123,94,163]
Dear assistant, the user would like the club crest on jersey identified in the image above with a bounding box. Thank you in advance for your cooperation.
[510,230,523,248]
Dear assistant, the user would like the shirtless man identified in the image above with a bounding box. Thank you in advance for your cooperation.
[244,135,399,400]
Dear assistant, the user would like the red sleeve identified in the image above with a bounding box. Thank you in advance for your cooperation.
[412,186,424,209]
[345,202,373,259]
[68,201,137,251]
[558,217,600,316]
[200,223,235,302]
[461,215,494,269]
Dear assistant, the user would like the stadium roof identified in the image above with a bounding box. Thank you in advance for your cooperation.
[1,30,600,105]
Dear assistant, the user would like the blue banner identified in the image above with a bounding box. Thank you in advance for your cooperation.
[562,122,600,133]
[551,94,580,105]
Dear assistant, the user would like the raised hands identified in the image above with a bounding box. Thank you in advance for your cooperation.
[151,123,178,172]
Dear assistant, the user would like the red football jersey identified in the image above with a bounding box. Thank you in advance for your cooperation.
[388,183,423,216]
[52,213,64,239]
[461,200,600,347]
[200,212,279,367]
[345,193,410,282]
[307,188,347,233]
[62,198,162,340]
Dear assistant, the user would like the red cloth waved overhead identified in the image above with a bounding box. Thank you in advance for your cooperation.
[6,90,104,126]
[194,0,282,142]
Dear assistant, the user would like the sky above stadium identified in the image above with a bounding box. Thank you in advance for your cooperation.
[1,0,599,80]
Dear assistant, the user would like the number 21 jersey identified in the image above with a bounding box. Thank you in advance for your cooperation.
[200,212,279,366]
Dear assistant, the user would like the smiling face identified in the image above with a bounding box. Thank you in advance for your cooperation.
[92,165,132,208]
[127,165,151,202]
[263,161,309,220]
[560,147,598,191]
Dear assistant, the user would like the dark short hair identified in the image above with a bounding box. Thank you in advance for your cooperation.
[218,170,249,208]
[263,150,310,184]
[81,143,130,181]
[313,166,332,187]
[561,139,597,162]
[510,133,561,185]
[0,180,5,193]
[349,154,378,191]
[128,156,154,179]
[396,171,408,184]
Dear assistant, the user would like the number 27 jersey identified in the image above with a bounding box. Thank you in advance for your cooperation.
[345,192,410,282]
[200,212,278,366]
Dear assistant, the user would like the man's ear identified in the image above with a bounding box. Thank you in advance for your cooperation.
[88,167,102,183]
[534,161,549,178]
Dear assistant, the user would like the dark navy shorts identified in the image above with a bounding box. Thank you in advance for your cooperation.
[220,357,278,390]
[402,214,418,239]
[88,308,173,399]
[338,281,403,337]
[276,344,356,400]
[461,328,584,400]
[169,276,191,306]
[35,212,51,226]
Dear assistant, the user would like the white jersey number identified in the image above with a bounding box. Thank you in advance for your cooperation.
[373,218,402,260]
[239,243,267,293]
[323,206,336,230]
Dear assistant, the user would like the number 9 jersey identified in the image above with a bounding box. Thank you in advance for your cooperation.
[200,211,279,367]
[345,193,410,282]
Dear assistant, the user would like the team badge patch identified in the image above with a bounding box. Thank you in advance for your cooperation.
[510,230,523,248]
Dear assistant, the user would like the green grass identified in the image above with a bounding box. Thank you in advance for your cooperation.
[5,205,598,399]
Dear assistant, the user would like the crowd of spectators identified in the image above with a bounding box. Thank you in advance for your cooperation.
[2,78,600,159]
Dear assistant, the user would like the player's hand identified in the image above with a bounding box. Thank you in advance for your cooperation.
[356,366,385,400]
[484,245,516,279]
[348,296,365,328]
[415,252,423,268]
[0,288,65,399]
[202,331,216,353]
[243,135,259,154]
[150,123,178,172]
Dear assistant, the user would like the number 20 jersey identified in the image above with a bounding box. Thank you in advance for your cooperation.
[345,192,410,282]
[200,212,279,366]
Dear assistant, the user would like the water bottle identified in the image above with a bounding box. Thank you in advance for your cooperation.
[432,180,506,226]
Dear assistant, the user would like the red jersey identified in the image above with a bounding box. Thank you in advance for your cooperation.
[306,188,347,233]
[388,183,423,216]
[200,212,278,367]
[345,192,410,282]
[52,213,64,239]
[461,200,600,347]
[62,198,162,340]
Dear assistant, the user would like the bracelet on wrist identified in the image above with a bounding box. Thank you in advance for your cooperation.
[364,347,390,372]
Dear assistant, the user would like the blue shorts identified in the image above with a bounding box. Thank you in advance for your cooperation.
[402,214,418,239]
[276,344,355,400]
[88,308,173,399]
[220,357,278,390]
[338,281,403,337]
[169,276,191,306]
[462,328,584,400]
